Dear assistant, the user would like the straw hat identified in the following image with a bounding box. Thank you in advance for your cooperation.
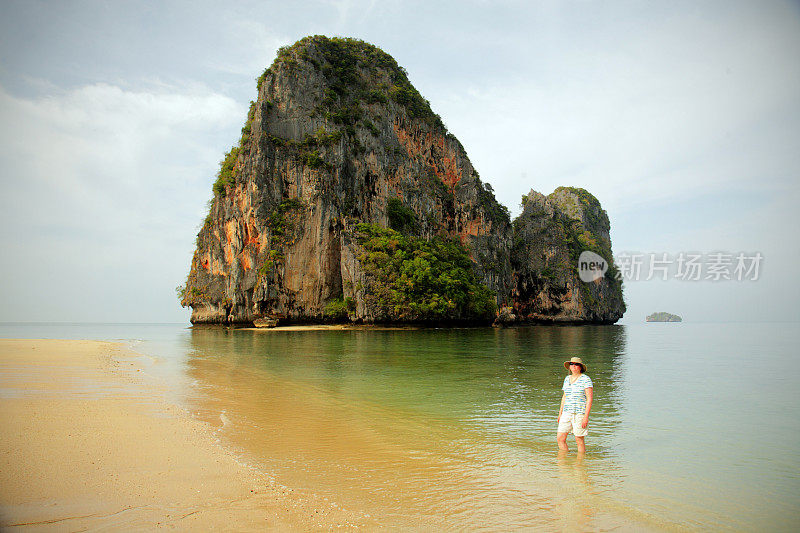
[563,357,587,372]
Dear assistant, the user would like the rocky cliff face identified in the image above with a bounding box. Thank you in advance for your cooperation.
[511,187,625,324]
[180,36,625,325]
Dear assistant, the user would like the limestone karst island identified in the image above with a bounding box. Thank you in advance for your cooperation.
[179,36,626,326]
[646,312,682,322]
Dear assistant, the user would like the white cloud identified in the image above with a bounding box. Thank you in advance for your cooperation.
[0,83,241,321]
[1,83,240,225]
[201,17,292,79]
[429,0,800,218]
[321,0,378,28]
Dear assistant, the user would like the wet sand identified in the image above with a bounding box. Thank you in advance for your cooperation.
[0,338,369,531]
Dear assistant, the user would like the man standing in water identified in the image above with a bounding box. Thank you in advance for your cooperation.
[557,357,593,453]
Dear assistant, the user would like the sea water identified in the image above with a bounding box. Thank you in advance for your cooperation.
[2,321,798,530]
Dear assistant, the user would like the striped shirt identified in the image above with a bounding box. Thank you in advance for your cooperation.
[562,374,593,414]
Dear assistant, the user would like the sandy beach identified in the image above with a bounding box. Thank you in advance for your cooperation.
[0,338,367,531]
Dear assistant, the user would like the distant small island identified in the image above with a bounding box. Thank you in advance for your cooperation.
[646,312,682,322]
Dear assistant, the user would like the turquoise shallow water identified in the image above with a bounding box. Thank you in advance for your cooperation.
[2,321,798,530]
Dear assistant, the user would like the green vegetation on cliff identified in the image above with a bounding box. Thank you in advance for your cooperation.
[354,223,496,322]
[212,147,239,197]
[558,217,620,282]
[476,183,510,225]
[212,101,261,197]
[324,297,356,319]
[258,199,305,278]
[386,198,418,234]
[646,312,682,322]
[260,127,341,172]
[548,187,620,284]
[267,36,446,132]
[552,187,607,233]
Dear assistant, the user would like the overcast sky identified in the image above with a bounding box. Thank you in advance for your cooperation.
[1,0,798,324]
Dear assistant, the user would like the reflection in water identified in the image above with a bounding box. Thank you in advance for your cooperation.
[555,451,593,531]
[182,326,633,530]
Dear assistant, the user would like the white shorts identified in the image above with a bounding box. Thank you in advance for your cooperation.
[557,412,588,437]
